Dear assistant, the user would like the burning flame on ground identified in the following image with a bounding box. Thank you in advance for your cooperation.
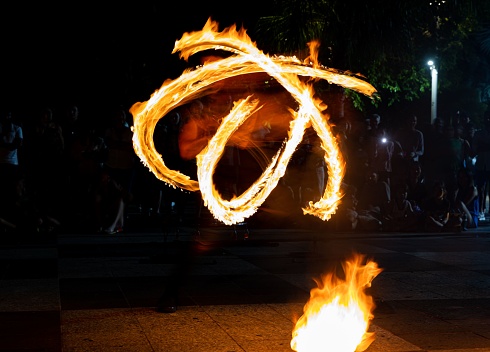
[130,18,377,225]
[291,254,382,352]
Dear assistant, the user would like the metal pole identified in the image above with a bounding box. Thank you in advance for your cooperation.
[430,65,438,125]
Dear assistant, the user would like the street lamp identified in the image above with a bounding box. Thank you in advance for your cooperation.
[427,60,438,125]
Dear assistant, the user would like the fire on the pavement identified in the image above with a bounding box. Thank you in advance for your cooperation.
[291,254,382,352]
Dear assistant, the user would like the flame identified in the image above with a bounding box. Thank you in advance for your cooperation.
[291,254,382,352]
[130,18,377,225]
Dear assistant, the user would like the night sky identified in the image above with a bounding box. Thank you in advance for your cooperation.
[1,2,275,119]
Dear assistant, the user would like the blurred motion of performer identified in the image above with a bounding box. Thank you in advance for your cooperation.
[156,96,222,313]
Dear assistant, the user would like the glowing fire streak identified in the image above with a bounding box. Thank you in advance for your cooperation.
[130,18,377,225]
[291,254,383,352]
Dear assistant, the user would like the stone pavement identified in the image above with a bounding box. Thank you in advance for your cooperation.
[1,215,490,352]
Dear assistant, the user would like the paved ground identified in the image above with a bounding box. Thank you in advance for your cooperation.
[1,211,490,352]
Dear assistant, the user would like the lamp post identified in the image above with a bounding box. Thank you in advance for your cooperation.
[427,60,438,125]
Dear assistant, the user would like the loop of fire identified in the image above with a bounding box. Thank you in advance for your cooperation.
[130,18,377,226]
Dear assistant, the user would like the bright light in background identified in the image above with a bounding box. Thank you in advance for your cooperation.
[427,60,438,125]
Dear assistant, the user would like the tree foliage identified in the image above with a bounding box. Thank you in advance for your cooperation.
[254,0,490,115]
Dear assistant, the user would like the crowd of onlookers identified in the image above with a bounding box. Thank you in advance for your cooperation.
[1,98,489,237]
[328,110,487,233]
[263,108,489,233]
[0,104,151,236]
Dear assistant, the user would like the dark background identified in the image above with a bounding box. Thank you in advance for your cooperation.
[0,2,275,120]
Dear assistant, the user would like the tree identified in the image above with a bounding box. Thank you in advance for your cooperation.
[254,0,490,120]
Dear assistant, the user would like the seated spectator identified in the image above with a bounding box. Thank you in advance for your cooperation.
[0,216,16,232]
[383,183,419,231]
[422,181,452,232]
[357,171,391,222]
[454,168,479,229]
[334,183,382,232]
[2,171,60,237]
[446,187,466,231]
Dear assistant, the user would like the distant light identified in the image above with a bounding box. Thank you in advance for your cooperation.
[427,60,434,66]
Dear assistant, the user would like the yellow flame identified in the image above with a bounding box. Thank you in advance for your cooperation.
[291,254,383,352]
[130,18,377,225]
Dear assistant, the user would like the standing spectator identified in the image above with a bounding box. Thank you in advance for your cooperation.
[288,127,326,207]
[333,116,373,193]
[61,104,92,227]
[101,106,137,233]
[364,113,394,186]
[441,124,472,193]
[61,104,84,157]
[0,109,23,218]
[453,123,474,172]
[151,110,185,217]
[455,110,472,131]
[25,107,65,220]
[61,104,85,178]
[332,117,352,178]
[471,113,490,221]
[302,128,326,205]
[421,117,446,189]
[346,122,370,193]
[394,114,424,162]
[393,114,424,186]
[462,122,477,172]
[67,121,107,230]
[93,167,125,234]
[405,160,427,213]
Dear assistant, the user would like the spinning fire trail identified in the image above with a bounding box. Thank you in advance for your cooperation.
[130,18,377,226]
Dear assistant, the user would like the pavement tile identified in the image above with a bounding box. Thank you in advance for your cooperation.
[0,279,60,311]
[0,311,61,351]
[62,309,153,352]
[2,225,490,351]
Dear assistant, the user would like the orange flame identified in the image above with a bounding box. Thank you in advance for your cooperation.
[291,254,382,352]
[130,18,377,225]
